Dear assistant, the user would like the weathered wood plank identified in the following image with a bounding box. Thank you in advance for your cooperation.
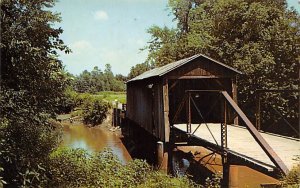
[163,78,170,142]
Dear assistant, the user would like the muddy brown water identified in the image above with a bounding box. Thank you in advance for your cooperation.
[61,123,131,164]
[175,146,280,188]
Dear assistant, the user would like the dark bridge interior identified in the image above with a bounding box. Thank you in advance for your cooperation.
[168,78,234,124]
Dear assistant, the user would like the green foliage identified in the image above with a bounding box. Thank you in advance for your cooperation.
[128,62,152,80]
[0,166,6,187]
[1,0,70,114]
[73,65,126,93]
[145,0,300,135]
[48,148,196,188]
[0,92,62,187]
[82,97,110,126]
[96,91,126,104]
[281,157,300,187]
[56,87,78,114]
[137,171,195,188]
[283,165,300,187]
[0,0,69,186]
[204,173,222,188]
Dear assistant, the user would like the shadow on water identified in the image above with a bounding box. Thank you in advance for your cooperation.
[171,149,215,184]
[61,123,131,164]
[174,146,280,188]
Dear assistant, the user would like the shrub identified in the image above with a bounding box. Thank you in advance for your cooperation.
[48,148,196,188]
[281,160,300,187]
[55,87,78,114]
[0,114,61,187]
[82,97,110,126]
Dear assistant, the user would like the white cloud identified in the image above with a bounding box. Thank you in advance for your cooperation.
[99,47,148,74]
[69,40,95,56]
[71,40,92,50]
[94,10,108,21]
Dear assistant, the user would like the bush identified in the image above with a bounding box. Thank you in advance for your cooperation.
[48,148,196,188]
[82,97,110,126]
[56,87,78,114]
[281,160,300,187]
[0,91,62,187]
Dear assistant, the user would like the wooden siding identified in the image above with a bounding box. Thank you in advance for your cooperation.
[163,78,170,142]
[126,79,165,141]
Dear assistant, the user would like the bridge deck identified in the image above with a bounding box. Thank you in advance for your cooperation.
[174,124,300,170]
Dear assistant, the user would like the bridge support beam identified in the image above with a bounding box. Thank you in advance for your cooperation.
[229,165,239,188]
[157,141,169,172]
[221,100,229,187]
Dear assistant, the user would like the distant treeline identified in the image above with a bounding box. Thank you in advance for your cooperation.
[70,64,127,93]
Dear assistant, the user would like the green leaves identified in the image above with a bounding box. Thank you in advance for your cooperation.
[0,0,70,186]
[73,65,126,93]
[82,97,110,126]
[49,148,196,188]
[1,0,70,113]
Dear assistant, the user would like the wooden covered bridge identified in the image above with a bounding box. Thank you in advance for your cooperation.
[124,54,299,186]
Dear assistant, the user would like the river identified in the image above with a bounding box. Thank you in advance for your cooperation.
[61,123,131,164]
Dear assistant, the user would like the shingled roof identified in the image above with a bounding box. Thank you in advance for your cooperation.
[127,54,242,83]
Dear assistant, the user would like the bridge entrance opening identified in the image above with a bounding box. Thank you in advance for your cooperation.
[168,78,234,125]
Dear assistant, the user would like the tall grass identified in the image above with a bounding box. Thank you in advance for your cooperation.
[95,91,126,104]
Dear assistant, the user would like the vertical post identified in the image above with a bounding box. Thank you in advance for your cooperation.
[187,92,192,133]
[221,99,229,187]
[111,109,113,126]
[157,141,168,172]
[163,79,170,142]
[186,93,189,132]
[232,76,239,125]
[117,109,121,126]
[221,100,228,149]
[229,165,239,188]
[255,92,261,130]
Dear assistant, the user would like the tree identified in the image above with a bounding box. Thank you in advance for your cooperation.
[0,0,70,186]
[128,62,152,80]
[115,74,127,82]
[145,0,300,135]
[72,64,126,93]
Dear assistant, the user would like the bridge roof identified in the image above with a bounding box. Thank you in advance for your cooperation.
[127,54,242,83]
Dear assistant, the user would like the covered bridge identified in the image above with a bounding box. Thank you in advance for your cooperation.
[125,54,293,179]
[126,54,242,143]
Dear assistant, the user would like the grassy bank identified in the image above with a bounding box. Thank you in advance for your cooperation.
[95,91,126,104]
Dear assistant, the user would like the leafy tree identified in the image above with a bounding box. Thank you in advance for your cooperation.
[115,74,127,82]
[0,0,69,186]
[82,97,110,126]
[128,62,152,80]
[145,0,300,135]
[1,0,70,113]
[73,64,126,93]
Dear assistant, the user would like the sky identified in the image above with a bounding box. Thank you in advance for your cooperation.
[53,0,300,76]
[53,0,176,76]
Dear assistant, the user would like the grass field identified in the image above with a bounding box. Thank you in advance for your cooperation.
[95,91,126,104]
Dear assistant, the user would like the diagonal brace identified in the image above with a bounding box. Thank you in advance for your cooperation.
[222,91,289,175]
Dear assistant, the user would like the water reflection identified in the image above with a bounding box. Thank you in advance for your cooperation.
[61,123,131,164]
[176,146,280,187]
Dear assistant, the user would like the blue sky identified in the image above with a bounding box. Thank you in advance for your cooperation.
[53,0,299,76]
[53,0,175,76]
